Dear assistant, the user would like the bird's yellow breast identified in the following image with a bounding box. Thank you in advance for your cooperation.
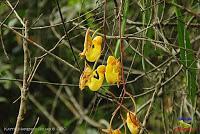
[85,45,101,62]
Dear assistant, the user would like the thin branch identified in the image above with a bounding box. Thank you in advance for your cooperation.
[5,0,25,26]
[0,0,20,60]
[102,0,107,52]
[0,22,80,72]
[51,64,104,128]
[186,100,200,118]
[161,96,167,134]
[0,0,19,27]
[169,2,200,18]
[127,20,200,28]
[8,4,102,30]
[14,20,29,134]
[29,94,64,132]
[55,0,82,72]
[139,76,162,134]
[0,77,79,87]
[70,24,197,54]
[35,74,103,128]
[0,27,9,59]
[30,117,40,134]
[126,56,173,84]
[136,99,151,114]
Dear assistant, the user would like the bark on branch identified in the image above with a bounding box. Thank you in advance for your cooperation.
[14,20,29,134]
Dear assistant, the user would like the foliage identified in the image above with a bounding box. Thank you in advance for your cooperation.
[0,0,200,134]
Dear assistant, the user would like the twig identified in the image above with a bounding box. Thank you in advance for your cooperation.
[48,22,81,53]
[34,75,80,118]
[110,0,128,125]
[0,0,19,60]
[73,24,196,54]
[139,76,162,134]
[46,22,197,54]
[27,57,43,83]
[0,0,19,28]
[0,58,180,89]
[186,100,200,118]
[48,81,63,128]
[34,74,103,128]
[8,4,102,30]
[169,2,200,18]
[0,27,9,59]
[37,35,66,59]
[191,35,200,44]
[5,0,25,26]
[14,20,29,134]
[161,65,183,86]
[128,43,158,68]
[0,22,80,72]
[51,64,104,128]
[102,0,107,52]
[0,77,79,87]
[127,20,200,28]
[126,56,173,84]
[13,96,21,104]
[55,0,81,72]
[29,94,63,132]
[65,85,103,128]
[161,96,167,134]
[30,117,39,134]
[119,0,127,108]
[136,99,151,114]
[133,89,155,98]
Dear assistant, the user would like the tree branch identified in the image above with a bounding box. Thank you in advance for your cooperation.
[14,20,29,134]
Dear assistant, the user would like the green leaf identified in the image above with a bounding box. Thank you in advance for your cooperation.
[114,0,129,58]
[141,0,154,70]
[185,30,197,105]
[174,0,197,105]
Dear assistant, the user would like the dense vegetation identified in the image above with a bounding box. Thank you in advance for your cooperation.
[0,0,200,133]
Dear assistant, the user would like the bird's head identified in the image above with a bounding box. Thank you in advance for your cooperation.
[92,36,103,46]
[97,65,106,75]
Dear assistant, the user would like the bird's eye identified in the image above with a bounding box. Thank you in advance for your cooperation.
[92,44,95,48]
[94,71,99,79]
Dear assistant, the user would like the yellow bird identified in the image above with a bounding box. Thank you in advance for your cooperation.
[87,65,105,91]
[79,63,93,90]
[105,56,121,86]
[126,112,140,134]
[79,29,92,59]
[79,64,105,91]
[79,28,102,62]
